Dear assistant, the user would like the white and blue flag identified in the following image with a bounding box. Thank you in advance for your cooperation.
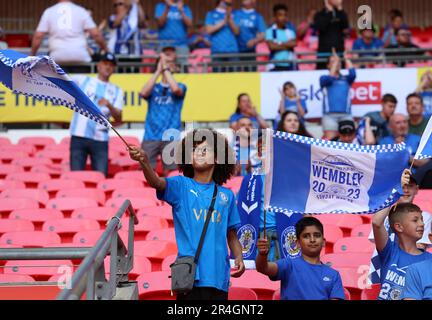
[264,131,410,215]
[414,116,432,160]
[0,49,111,128]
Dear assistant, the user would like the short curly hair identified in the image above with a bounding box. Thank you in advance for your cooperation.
[176,129,236,185]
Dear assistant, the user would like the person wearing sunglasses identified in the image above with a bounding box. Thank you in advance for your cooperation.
[386,29,424,67]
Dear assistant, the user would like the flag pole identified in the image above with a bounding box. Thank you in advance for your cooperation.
[263,209,267,239]
[111,126,131,149]
[409,158,415,172]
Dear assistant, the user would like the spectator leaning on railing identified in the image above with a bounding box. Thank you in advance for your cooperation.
[265,4,296,72]
[31,0,107,73]
[352,27,383,58]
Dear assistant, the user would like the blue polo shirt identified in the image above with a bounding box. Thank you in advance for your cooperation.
[157,176,241,292]
[205,9,240,53]
[379,134,421,156]
[265,24,296,67]
[155,2,193,46]
[270,256,345,300]
[234,8,266,52]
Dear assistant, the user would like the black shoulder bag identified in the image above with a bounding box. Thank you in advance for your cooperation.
[170,184,218,295]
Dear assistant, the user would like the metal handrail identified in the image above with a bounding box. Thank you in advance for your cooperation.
[57,200,138,300]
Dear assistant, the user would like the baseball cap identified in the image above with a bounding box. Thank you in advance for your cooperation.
[99,52,117,65]
[338,120,356,135]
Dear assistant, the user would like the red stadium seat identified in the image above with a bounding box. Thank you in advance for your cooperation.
[0,189,49,206]
[321,253,372,269]
[416,190,432,201]
[110,156,140,171]
[338,268,364,299]
[0,180,26,192]
[146,228,175,242]
[12,157,53,170]
[333,237,375,254]
[112,187,159,202]
[38,179,86,198]
[110,136,140,147]
[97,178,144,197]
[0,274,36,283]
[350,224,372,237]
[0,164,24,178]
[42,219,100,243]
[344,288,351,300]
[230,270,279,300]
[56,188,106,206]
[322,224,344,254]
[316,214,364,236]
[360,215,372,224]
[0,220,34,236]
[114,171,147,184]
[137,271,173,300]
[46,198,99,218]
[228,287,258,300]
[104,255,152,280]
[10,209,64,230]
[30,164,65,179]
[0,231,61,247]
[35,150,68,164]
[361,283,381,300]
[71,207,117,225]
[137,206,173,226]
[0,198,39,218]
[60,137,71,145]
[60,171,105,188]
[134,241,177,270]
[0,152,31,165]
[413,199,432,212]
[124,216,169,240]
[106,197,158,211]
[18,137,56,150]
[2,145,36,155]
[272,289,280,300]
[223,176,244,193]
[6,172,51,188]
[161,254,177,271]
[73,230,104,246]
[4,260,74,281]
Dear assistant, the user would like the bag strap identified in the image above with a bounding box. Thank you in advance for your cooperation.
[194,184,218,264]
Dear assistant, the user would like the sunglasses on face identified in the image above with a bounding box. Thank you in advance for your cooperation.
[114,2,125,8]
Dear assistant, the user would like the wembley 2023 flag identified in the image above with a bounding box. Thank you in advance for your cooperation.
[414,115,432,160]
[264,131,410,215]
[0,49,111,128]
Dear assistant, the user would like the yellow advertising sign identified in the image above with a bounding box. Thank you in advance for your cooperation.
[0,73,260,123]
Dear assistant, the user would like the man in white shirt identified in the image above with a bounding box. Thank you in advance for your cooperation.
[69,53,123,177]
[31,0,107,73]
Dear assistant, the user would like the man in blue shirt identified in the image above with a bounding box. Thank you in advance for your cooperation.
[265,4,296,72]
[352,27,383,58]
[140,46,186,176]
[402,259,432,300]
[320,50,356,140]
[155,0,193,70]
[234,0,266,72]
[205,0,240,73]
[256,217,345,300]
[363,93,398,142]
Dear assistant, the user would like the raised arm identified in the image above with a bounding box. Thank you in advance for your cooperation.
[226,8,239,35]
[255,238,278,277]
[156,3,170,28]
[178,1,193,28]
[140,59,162,98]
[227,229,245,278]
[160,54,184,97]
[129,146,166,191]
[372,206,391,252]
[87,28,108,53]
[363,117,376,145]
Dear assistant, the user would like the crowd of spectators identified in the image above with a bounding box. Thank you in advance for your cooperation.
[14,0,429,72]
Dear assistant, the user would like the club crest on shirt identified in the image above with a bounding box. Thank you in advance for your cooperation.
[219,191,228,204]
[238,224,257,259]
[390,287,402,300]
[281,226,301,258]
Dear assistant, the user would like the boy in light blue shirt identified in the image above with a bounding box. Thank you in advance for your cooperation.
[402,259,432,300]
[256,217,345,300]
